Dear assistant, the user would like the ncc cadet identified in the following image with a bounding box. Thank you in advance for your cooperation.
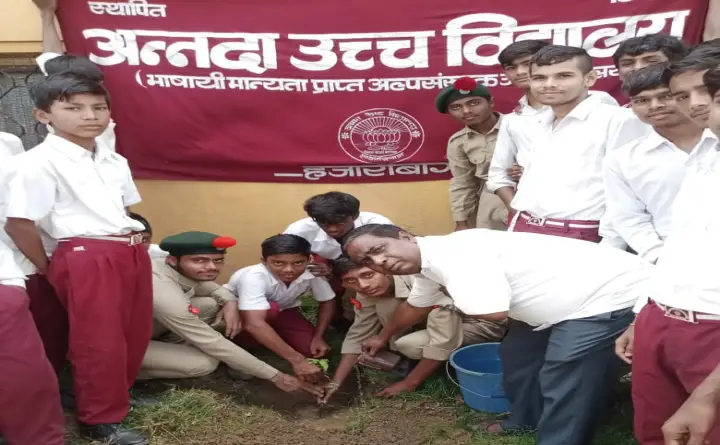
[319,257,506,402]
[436,77,508,231]
[140,231,320,396]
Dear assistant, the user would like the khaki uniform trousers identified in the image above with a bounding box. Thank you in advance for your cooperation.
[137,296,220,380]
[394,307,507,361]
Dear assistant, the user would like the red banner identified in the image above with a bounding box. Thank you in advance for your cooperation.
[56,0,707,183]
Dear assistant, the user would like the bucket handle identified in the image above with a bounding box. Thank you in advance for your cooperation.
[445,361,507,400]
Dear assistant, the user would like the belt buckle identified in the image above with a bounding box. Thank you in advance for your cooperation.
[526,216,546,227]
[663,306,698,324]
[128,233,143,246]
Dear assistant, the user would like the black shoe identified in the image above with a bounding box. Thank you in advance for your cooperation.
[60,388,76,410]
[77,423,148,445]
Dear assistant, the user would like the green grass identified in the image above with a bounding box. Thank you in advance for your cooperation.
[66,296,637,444]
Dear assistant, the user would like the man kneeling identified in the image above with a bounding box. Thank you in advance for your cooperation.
[320,257,506,402]
[138,231,320,397]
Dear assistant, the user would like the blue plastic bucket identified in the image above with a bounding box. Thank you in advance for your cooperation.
[448,342,510,413]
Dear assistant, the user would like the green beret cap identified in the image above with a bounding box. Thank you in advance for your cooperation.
[435,77,492,114]
[160,231,237,257]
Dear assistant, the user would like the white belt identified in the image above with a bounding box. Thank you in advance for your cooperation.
[60,233,144,246]
[655,301,720,322]
[517,212,600,229]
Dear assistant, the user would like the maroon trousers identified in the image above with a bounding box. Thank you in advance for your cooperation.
[632,302,720,444]
[26,274,69,375]
[236,302,315,357]
[48,238,153,425]
[507,211,602,242]
[0,285,65,445]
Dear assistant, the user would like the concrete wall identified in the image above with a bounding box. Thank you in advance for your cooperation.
[0,0,453,281]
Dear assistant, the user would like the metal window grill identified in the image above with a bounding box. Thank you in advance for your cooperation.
[0,57,47,150]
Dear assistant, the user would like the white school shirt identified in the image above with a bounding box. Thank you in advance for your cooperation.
[506,96,650,220]
[406,229,650,328]
[148,244,168,260]
[0,133,56,276]
[284,211,392,260]
[603,130,718,264]
[36,52,117,153]
[1,134,144,240]
[0,238,26,288]
[642,138,720,315]
[0,132,24,162]
[226,263,336,311]
[488,91,620,192]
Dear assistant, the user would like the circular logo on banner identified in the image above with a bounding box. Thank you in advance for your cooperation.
[337,108,425,163]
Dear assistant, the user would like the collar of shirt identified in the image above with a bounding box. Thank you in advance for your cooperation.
[537,95,599,128]
[46,133,114,162]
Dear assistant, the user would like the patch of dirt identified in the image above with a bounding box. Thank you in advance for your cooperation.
[130,367,473,445]
[134,365,362,413]
[232,404,474,445]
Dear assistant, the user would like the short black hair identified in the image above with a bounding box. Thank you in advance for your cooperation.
[303,191,360,225]
[612,34,688,68]
[662,48,720,85]
[44,55,105,82]
[341,224,406,255]
[623,65,669,97]
[498,40,550,67]
[531,45,594,74]
[31,73,111,112]
[261,234,311,258]
[332,256,364,278]
[704,65,720,98]
[128,212,152,234]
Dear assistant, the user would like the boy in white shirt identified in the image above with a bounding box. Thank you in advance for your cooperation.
[2,73,151,445]
[615,65,720,445]
[0,132,24,161]
[32,0,117,152]
[285,191,392,330]
[604,65,711,264]
[343,224,650,445]
[227,234,336,381]
[663,46,720,129]
[491,45,648,245]
[0,238,64,445]
[488,41,619,192]
[612,34,688,85]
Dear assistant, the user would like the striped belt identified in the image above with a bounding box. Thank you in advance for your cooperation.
[62,233,144,246]
[654,301,720,323]
[517,212,600,229]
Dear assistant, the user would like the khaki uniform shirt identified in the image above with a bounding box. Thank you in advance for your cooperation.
[447,114,509,230]
[151,260,278,380]
[341,275,499,361]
